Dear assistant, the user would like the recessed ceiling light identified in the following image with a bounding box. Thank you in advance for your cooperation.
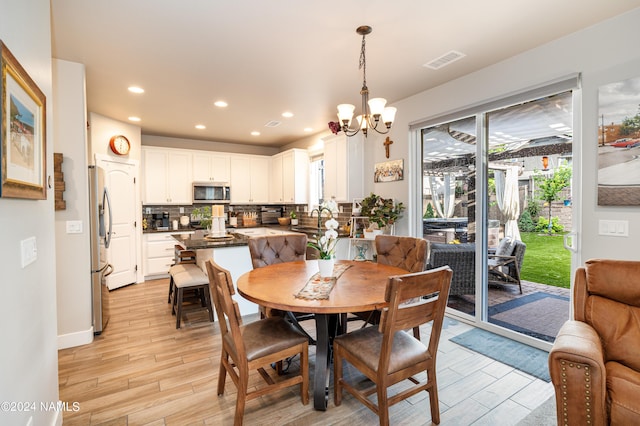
[128,86,144,94]
[304,127,313,132]
[214,100,228,108]
[128,116,141,122]
[251,131,260,136]
[282,111,294,118]
[195,124,206,130]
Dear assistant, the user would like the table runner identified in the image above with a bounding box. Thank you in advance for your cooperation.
[294,263,352,300]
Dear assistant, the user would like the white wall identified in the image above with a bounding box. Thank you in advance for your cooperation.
[0,1,61,425]
[53,59,93,349]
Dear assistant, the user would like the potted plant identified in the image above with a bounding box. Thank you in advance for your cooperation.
[307,217,339,277]
[191,206,212,230]
[360,193,405,237]
[290,209,298,226]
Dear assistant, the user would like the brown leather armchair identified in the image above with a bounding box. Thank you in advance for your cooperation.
[549,259,640,425]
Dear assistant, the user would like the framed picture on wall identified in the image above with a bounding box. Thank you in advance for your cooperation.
[0,40,47,200]
[374,159,403,182]
[597,75,640,206]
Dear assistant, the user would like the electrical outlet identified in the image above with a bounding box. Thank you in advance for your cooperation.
[179,207,184,213]
[145,207,151,214]
[66,220,83,234]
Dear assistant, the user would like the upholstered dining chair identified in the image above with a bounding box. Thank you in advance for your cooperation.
[333,266,452,426]
[205,259,309,426]
[247,234,314,341]
[346,235,429,338]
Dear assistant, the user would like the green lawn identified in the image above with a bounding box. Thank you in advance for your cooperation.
[519,232,571,288]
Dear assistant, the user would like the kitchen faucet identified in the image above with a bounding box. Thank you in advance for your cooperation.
[311,206,334,232]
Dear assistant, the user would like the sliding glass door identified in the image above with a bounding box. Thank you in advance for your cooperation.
[420,86,575,346]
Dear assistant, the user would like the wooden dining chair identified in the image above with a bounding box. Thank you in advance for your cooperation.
[346,235,429,338]
[205,259,309,426]
[333,266,452,426]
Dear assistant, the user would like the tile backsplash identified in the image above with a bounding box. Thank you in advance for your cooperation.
[142,203,354,230]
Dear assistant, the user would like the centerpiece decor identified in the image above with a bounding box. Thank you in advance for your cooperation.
[308,217,339,277]
[360,192,405,235]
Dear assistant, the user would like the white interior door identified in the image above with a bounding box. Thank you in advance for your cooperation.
[97,156,138,290]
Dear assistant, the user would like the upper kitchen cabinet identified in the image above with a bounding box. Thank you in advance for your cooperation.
[323,134,363,202]
[142,147,192,204]
[192,152,230,183]
[270,149,309,204]
[229,155,270,204]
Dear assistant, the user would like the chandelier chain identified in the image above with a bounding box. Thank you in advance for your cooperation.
[359,33,367,87]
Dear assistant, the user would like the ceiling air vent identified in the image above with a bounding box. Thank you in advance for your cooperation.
[264,120,281,128]
[423,50,466,70]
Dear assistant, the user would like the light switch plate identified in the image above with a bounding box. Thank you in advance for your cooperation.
[598,219,629,237]
[21,236,37,268]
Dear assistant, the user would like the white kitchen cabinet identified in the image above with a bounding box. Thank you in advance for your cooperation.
[192,152,230,183]
[142,232,193,279]
[230,155,270,203]
[142,147,192,204]
[270,149,309,204]
[323,134,363,203]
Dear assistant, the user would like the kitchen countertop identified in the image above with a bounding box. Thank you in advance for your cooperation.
[151,224,349,250]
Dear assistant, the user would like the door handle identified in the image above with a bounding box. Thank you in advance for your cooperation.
[563,232,577,253]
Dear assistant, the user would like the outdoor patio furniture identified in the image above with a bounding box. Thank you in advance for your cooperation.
[549,259,640,425]
[487,238,526,294]
[428,243,475,296]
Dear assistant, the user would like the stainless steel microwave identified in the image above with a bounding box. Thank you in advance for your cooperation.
[192,182,231,203]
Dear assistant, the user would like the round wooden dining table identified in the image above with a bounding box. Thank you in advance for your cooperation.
[236,259,408,410]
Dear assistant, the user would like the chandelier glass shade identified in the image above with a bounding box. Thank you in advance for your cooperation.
[337,26,396,137]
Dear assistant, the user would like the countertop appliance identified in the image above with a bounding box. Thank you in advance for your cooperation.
[89,165,113,335]
[152,212,170,230]
[193,182,230,203]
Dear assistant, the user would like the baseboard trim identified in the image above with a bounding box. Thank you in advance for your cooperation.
[57,327,93,350]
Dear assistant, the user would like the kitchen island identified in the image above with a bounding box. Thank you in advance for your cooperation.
[171,228,305,317]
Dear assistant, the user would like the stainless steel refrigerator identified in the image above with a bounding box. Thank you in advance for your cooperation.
[89,165,113,335]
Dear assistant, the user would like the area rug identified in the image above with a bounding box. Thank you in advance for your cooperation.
[449,328,551,382]
[489,292,569,342]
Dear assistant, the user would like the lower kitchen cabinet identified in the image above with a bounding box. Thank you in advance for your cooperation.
[143,232,193,279]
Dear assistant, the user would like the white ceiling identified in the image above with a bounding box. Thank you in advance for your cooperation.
[50,1,640,148]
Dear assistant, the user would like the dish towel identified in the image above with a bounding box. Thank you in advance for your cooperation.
[294,263,352,300]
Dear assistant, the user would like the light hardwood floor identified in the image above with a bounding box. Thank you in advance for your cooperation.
[58,278,554,425]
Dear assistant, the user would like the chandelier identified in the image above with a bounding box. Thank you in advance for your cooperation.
[335,25,396,137]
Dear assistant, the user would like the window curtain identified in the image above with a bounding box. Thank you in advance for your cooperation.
[428,174,456,218]
[494,166,521,241]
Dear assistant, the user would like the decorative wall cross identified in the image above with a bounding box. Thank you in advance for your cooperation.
[383,137,393,158]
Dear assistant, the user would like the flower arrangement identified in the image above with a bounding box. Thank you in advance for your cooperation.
[307,218,339,259]
[360,192,405,229]
[328,121,341,135]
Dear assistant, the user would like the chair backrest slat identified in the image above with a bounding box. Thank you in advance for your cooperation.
[206,259,246,360]
[378,266,452,368]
